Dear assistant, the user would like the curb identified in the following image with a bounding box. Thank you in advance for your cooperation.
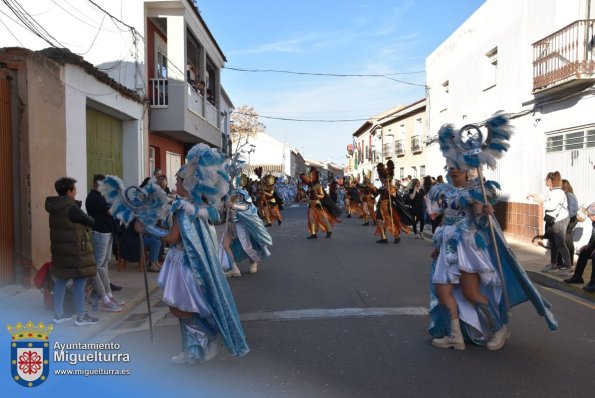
[78,282,160,343]
[525,271,595,303]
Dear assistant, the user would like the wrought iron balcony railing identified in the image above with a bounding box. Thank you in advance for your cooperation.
[533,19,595,92]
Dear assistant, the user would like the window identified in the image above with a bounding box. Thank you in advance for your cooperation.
[441,80,449,112]
[484,47,497,90]
[415,118,422,137]
[420,165,426,177]
[565,131,584,150]
[586,129,595,148]
[546,135,563,152]
[546,129,595,152]
[412,166,418,179]
[400,167,404,179]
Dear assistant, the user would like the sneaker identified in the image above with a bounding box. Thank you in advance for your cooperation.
[394,237,401,244]
[557,267,574,276]
[75,313,99,326]
[376,239,388,244]
[541,264,558,273]
[583,283,595,293]
[110,297,126,306]
[109,283,122,291]
[171,351,197,365]
[52,314,72,324]
[306,234,318,239]
[147,264,160,272]
[102,300,122,312]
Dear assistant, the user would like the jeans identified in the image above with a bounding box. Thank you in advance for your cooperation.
[91,231,113,298]
[53,277,86,317]
[144,235,162,264]
[550,217,571,267]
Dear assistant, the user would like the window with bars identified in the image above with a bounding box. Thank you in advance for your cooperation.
[546,129,595,152]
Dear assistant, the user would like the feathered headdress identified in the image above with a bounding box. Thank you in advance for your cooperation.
[386,160,395,178]
[438,114,513,170]
[254,166,263,179]
[98,176,169,226]
[178,143,230,204]
[376,162,388,179]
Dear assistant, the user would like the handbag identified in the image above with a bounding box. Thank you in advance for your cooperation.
[543,214,556,225]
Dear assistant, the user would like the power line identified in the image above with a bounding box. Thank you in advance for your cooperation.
[234,112,368,123]
[224,66,427,87]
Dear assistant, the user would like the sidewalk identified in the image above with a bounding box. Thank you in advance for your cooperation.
[0,259,160,343]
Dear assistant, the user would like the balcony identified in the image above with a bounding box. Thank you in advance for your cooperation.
[382,142,394,158]
[149,78,222,147]
[395,140,405,156]
[411,135,422,153]
[532,19,595,93]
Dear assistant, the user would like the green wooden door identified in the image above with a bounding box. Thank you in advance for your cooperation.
[86,107,123,191]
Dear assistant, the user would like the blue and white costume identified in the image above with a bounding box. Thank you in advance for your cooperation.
[427,115,558,347]
[221,189,272,272]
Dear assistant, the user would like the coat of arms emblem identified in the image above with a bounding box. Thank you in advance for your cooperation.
[7,321,53,387]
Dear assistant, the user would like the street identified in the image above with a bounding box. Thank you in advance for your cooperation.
[100,205,595,397]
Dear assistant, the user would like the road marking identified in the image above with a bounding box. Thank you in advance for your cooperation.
[240,307,428,322]
[539,285,595,310]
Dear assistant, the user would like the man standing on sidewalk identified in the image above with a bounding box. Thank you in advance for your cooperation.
[85,174,126,312]
[46,177,99,325]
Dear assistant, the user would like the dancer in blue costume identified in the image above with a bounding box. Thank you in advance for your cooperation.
[428,116,557,351]
[222,187,273,277]
[139,144,249,364]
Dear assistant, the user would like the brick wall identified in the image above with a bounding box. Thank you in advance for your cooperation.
[494,201,543,243]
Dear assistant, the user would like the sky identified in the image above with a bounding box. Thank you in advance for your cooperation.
[197,0,487,165]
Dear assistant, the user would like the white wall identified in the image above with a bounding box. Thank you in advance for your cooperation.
[64,64,145,201]
[425,0,594,202]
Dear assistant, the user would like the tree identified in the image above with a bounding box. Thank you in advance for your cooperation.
[230,105,265,153]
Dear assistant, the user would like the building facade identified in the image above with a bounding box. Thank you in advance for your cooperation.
[0,48,145,286]
[425,0,595,242]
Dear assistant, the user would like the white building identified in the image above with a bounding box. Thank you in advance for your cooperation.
[425,0,595,242]
[238,131,306,182]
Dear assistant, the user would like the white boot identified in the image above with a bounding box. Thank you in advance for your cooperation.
[225,263,241,278]
[432,319,465,350]
[249,262,258,274]
[171,351,197,365]
[486,326,511,351]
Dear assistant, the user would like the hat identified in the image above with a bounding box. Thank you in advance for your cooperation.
[587,202,595,216]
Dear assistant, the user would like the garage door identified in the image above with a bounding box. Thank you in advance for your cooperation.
[86,107,123,191]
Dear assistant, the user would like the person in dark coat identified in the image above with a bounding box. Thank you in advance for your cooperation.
[45,177,99,326]
[564,202,595,291]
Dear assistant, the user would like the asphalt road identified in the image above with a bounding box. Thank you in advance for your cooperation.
[102,205,595,397]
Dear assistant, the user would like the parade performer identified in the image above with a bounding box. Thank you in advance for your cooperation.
[301,167,341,239]
[105,144,249,363]
[359,176,377,226]
[345,178,364,218]
[428,115,557,351]
[374,161,412,244]
[221,173,273,277]
[262,174,283,226]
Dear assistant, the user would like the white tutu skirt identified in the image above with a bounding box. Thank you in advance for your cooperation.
[431,226,501,287]
[158,247,212,318]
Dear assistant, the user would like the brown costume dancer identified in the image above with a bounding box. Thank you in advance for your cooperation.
[253,167,269,225]
[375,161,411,244]
[301,168,340,239]
[359,177,377,226]
[345,178,364,219]
[262,174,283,226]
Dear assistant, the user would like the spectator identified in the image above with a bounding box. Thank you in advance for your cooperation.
[560,179,579,271]
[85,175,126,312]
[436,175,444,184]
[45,177,99,326]
[528,171,571,273]
[408,178,426,238]
[564,202,595,291]
[157,175,171,195]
